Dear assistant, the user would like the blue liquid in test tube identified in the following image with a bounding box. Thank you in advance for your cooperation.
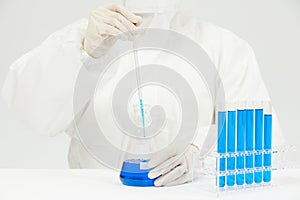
[227,111,236,186]
[254,109,263,183]
[217,111,226,187]
[236,109,245,185]
[245,109,254,184]
[263,114,272,182]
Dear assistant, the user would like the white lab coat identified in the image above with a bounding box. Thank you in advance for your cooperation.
[2,11,284,168]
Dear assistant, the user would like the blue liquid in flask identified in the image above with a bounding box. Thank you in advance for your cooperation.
[120,159,156,187]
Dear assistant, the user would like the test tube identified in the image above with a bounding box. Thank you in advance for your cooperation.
[245,102,254,184]
[263,102,272,182]
[217,105,227,187]
[226,103,236,187]
[236,102,246,185]
[254,102,263,184]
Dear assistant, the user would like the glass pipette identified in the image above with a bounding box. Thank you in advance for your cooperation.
[132,43,146,138]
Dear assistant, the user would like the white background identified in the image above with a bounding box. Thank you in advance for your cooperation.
[0,0,299,168]
[1,169,300,200]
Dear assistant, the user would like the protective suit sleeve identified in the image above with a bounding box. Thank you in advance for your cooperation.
[239,43,285,147]
[193,41,285,154]
[2,19,89,136]
[185,19,285,150]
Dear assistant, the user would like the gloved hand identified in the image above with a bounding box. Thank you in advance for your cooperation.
[83,4,143,58]
[148,144,202,187]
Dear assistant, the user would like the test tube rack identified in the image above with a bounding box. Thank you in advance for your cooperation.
[192,101,278,194]
[216,102,274,190]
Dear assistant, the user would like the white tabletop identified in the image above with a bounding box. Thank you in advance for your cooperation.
[0,169,299,200]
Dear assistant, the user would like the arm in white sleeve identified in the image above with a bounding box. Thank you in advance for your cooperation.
[2,19,89,136]
[190,21,285,151]
[240,43,285,147]
[194,42,285,155]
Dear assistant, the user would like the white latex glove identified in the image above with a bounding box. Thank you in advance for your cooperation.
[83,4,142,58]
[148,144,202,187]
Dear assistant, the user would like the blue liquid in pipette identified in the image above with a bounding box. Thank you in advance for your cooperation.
[254,109,263,183]
[139,99,146,138]
[236,109,245,185]
[217,111,226,187]
[227,111,236,186]
[263,114,272,182]
[245,109,254,184]
[133,44,146,138]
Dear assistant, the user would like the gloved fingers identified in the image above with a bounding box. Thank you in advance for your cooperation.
[148,156,184,179]
[106,4,142,26]
[163,172,192,187]
[92,10,130,34]
[93,7,109,16]
[108,18,129,33]
[154,162,188,187]
[95,18,130,42]
[92,7,135,33]
[106,9,136,33]
[148,148,176,168]
[97,24,122,37]
[105,17,131,41]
